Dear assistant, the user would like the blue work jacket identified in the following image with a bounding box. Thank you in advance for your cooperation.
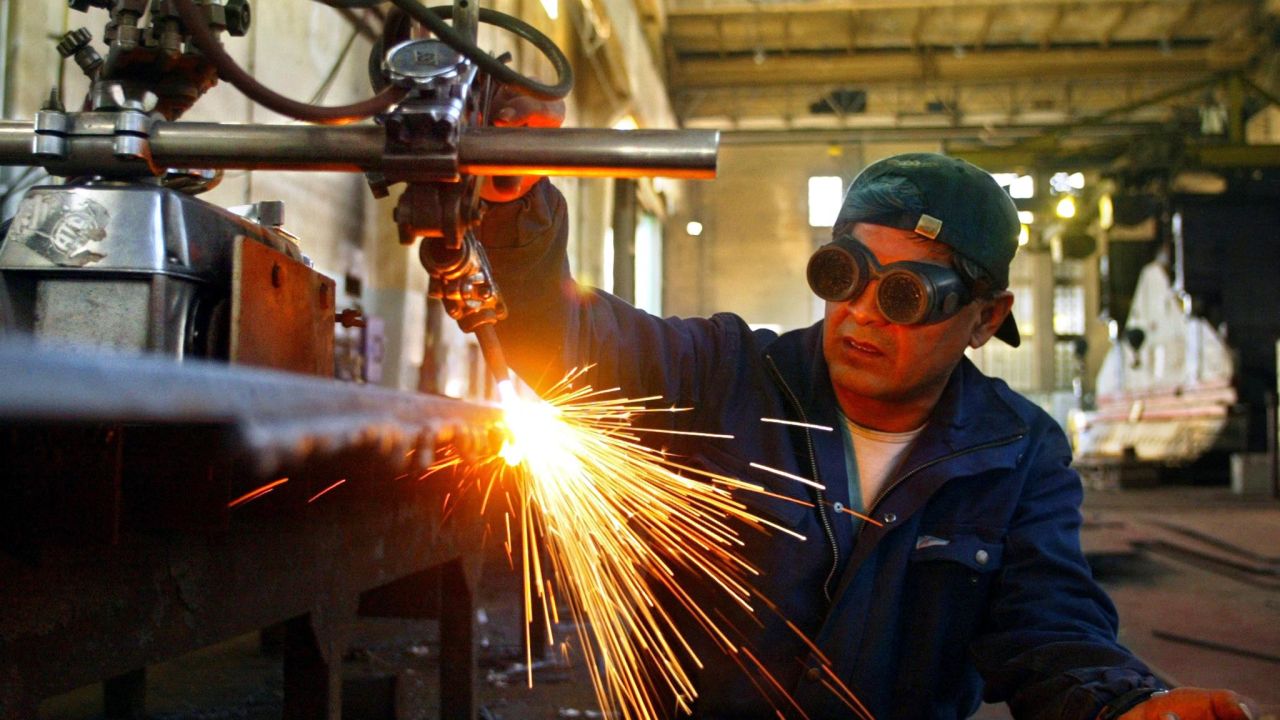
[482,181,1161,720]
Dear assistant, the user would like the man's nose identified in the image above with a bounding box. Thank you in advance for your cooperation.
[848,279,887,325]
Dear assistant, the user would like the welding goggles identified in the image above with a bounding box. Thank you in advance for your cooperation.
[806,234,976,325]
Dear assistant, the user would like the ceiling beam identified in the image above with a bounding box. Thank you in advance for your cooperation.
[671,45,1249,89]
[911,8,929,49]
[1039,5,1065,50]
[1100,5,1132,48]
[716,123,1169,145]
[975,6,998,51]
[1164,1,1200,42]
[667,0,1248,18]
[783,12,793,57]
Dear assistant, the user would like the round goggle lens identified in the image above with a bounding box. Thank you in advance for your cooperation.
[807,247,859,301]
[877,272,928,324]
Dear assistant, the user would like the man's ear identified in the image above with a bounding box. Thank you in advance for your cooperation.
[969,291,1014,349]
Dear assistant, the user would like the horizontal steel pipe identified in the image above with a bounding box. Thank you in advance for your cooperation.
[457,128,719,179]
[152,122,390,171]
[0,121,719,178]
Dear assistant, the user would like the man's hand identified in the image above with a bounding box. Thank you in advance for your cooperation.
[1119,688,1261,720]
[480,86,567,203]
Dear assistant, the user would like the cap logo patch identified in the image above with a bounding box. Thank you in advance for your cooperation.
[915,213,942,239]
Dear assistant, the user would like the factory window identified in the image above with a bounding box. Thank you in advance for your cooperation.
[991,172,1035,199]
[635,212,663,315]
[808,176,844,227]
[1053,284,1086,336]
[1054,340,1085,392]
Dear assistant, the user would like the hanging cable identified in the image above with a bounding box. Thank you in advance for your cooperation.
[172,0,405,124]
[387,0,573,100]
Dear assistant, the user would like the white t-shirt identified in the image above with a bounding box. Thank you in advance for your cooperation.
[842,416,924,510]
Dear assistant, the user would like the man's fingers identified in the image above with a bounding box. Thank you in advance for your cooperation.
[480,176,540,204]
[481,86,565,202]
[495,106,519,125]
[1206,690,1257,720]
[490,93,566,128]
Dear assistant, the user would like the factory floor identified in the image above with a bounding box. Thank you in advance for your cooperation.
[1071,487,1280,717]
[37,486,1280,720]
[479,485,1280,720]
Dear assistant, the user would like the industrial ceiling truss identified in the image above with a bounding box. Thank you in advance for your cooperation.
[662,0,1273,135]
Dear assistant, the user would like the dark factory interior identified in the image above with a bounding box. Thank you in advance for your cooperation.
[1,1,1278,719]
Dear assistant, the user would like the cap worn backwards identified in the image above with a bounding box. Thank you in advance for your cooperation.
[834,152,1022,347]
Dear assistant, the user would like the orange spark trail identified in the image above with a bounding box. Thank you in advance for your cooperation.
[227,477,288,508]
[307,478,347,504]
[833,503,885,527]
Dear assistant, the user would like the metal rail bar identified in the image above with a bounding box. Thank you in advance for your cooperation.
[0,121,720,178]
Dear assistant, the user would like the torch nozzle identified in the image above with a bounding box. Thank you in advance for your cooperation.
[474,323,513,387]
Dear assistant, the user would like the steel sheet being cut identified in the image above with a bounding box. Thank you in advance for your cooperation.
[0,338,498,476]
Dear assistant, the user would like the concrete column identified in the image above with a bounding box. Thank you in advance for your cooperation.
[612,179,637,304]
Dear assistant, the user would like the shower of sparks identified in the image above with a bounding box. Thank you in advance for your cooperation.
[227,477,288,508]
[430,368,872,720]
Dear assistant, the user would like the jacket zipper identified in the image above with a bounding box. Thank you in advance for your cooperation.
[856,432,1027,547]
[765,355,840,602]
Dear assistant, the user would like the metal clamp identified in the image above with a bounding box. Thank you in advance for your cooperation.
[33,110,70,159]
[113,108,153,162]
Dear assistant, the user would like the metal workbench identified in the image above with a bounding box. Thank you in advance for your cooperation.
[0,340,499,719]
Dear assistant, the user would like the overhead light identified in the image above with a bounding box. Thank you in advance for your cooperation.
[1018,224,1031,246]
[1050,172,1086,194]
[1017,210,1035,224]
[1098,195,1114,229]
[686,221,704,236]
[1055,196,1077,219]
[540,0,558,20]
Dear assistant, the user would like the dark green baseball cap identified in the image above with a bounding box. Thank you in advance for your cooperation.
[834,152,1021,347]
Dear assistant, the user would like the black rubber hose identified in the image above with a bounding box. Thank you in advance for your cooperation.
[388,0,573,100]
[172,0,406,125]
[367,7,413,93]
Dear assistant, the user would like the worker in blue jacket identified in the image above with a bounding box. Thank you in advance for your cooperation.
[475,96,1255,720]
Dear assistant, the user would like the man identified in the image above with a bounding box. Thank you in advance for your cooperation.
[477,103,1253,720]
